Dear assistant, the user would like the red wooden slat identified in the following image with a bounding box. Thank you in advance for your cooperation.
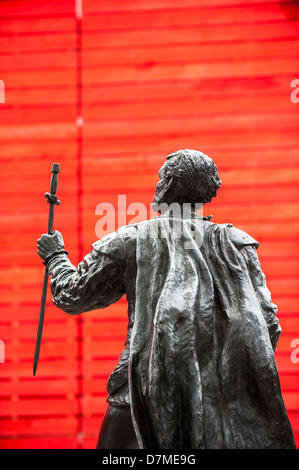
[0,437,78,449]
[0,17,75,36]
[0,398,77,416]
[81,4,299,30]
[3,87,76,106]
[0,416,77,436]
[0,33,76,53]
[81,58,299,84]
[81,132,299,153]
[82,23,299,49]
[81,96,298,122]
[0,0,74,17]
[5,35,297,61]
[82,0,297,13]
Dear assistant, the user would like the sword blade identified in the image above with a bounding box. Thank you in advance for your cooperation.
[33,266,49,376]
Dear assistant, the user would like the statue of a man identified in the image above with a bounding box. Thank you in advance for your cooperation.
[37,149,296,449]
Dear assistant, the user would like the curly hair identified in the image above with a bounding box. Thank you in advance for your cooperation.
[153,149,221,206]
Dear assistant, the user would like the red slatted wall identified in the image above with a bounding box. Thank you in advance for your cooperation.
[0,0,298,449]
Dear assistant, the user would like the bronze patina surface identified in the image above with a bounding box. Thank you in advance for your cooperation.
[37,150,296,449]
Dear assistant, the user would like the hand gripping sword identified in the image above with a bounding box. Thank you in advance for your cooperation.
[33,163,60,376]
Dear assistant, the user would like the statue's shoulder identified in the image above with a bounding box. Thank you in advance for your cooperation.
[92,222,140,250]
[117,223,139,245]
[207,221,259,249]
[226,223,259,249]
[92,230,123,253]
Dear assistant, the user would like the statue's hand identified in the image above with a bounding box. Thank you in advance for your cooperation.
[37,230,65,261]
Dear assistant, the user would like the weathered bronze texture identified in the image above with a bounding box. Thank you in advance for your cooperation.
[37,150,296,449]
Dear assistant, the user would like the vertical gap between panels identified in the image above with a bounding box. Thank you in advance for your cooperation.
[75,0,84,449]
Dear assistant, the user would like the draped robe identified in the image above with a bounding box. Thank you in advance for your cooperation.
[47,213,296,449]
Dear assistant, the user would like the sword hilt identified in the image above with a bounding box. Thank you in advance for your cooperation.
[45,163,60,206]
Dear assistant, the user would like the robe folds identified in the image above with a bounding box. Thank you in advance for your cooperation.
[47,213,296,449]
[129,216,296,449]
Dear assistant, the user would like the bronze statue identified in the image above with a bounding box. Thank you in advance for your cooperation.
[37,149,296,449]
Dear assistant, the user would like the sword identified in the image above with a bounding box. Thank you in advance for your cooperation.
[33,163,60,376]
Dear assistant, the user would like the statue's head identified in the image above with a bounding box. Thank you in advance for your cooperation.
[153,149,221,206]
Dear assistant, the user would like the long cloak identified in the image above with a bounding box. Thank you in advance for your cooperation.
[129,216,296,449]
